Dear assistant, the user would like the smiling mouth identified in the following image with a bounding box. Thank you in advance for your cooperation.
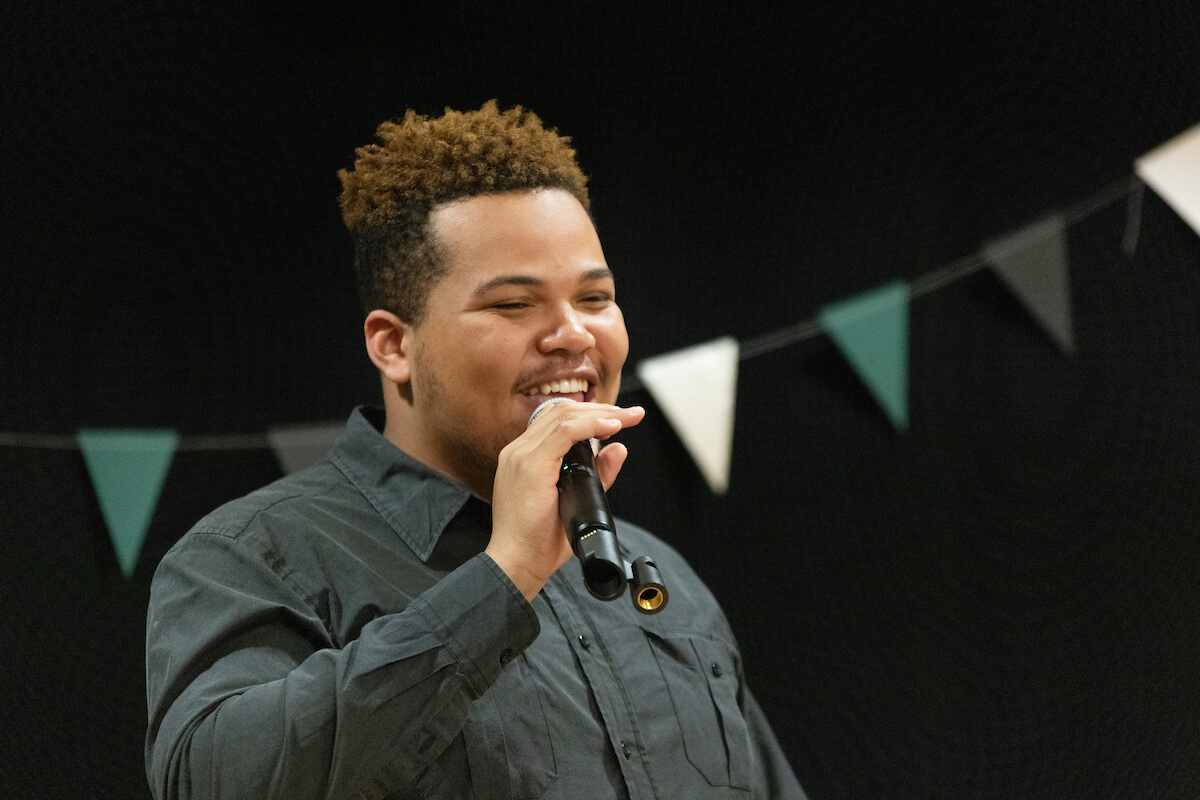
[523,377,590,396]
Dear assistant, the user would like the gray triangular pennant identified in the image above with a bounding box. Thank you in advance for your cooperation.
[1123,176,1145,258]
[982,214,1074,354]
[267,421,344,475]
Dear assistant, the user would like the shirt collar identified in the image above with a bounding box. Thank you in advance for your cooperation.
[329,406,475,563]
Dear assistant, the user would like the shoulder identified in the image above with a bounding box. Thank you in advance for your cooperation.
[170,460,358,553]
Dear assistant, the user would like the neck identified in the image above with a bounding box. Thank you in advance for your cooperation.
[381,389,496,503]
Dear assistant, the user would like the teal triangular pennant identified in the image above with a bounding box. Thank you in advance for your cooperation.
[77,429,179,577]
[817,280,910,431]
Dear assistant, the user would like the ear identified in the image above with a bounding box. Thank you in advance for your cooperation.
[364,309,414,385]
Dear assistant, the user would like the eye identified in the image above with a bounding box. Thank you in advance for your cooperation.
[493,301,529,310]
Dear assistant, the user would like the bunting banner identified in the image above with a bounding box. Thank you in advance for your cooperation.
[818,281,910,431]
[267,421,344,475]
[636,336,739,495]
[77,429,179,577]
[1136,121,1200,237]
[8,147,1193,530]
[982,214,1075,354]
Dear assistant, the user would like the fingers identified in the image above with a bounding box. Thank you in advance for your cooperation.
[525,400,644,459]
[594,441,629,492]
[525,401,639,493]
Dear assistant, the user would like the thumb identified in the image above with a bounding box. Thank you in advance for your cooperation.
[594,442,629,492]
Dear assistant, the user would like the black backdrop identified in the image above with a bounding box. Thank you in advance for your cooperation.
[4,2,1200,798]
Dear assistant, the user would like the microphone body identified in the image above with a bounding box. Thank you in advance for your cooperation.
[558,439,628,601]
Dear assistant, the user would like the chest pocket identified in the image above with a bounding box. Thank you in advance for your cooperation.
[618,629,753,791]
[411,652,558,800]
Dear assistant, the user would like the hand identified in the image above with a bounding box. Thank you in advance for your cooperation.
[486,401,645,602]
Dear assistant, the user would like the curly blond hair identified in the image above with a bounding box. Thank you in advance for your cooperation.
[337,100,590,323]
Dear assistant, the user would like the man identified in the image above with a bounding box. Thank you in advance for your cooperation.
[146,101,804,799]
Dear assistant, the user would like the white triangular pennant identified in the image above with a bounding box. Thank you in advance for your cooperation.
[1136,121,1200,237]
[636,336,739,495]
[982,214,1075,354]
[267,421,344,475]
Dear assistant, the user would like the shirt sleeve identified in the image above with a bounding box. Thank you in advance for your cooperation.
[741,686,809,800]
[145,529,539,800]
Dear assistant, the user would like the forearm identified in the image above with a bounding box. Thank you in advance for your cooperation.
[154,625,465,798]
[147,551,538,800]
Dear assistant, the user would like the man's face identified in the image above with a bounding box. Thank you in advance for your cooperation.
[398,188,629,494]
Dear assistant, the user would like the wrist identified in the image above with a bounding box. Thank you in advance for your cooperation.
[484,543,548,603]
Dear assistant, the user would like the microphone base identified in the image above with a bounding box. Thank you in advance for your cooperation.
[574,527,627,601]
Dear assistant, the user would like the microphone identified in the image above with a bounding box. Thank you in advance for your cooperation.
[528,399,667,613]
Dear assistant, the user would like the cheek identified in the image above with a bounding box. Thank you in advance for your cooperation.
[460,329,524,389]
[599,314,630,365]
[415,328,496,400]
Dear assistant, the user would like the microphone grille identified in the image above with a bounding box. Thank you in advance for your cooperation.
[527,397,569,428]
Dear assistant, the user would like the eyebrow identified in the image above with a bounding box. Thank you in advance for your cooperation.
[470,268,614,297]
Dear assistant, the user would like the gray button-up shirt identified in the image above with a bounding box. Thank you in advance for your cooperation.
[146,407,805,799]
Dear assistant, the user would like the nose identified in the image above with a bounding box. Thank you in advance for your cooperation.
[538,303,596,354]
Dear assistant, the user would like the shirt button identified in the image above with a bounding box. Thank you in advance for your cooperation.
[711,663,723,677]
[621,741,632,759]
[500,648,514,665]
[578,634,591,649]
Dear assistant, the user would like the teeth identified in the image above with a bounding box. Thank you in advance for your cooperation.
[527,378,589,396]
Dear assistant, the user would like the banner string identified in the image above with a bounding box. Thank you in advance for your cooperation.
[0,431,272,452]
[621,176,1132,394]
[0,176,1135,446]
